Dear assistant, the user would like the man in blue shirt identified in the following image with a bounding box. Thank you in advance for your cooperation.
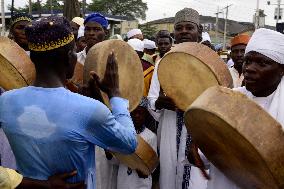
[0,16,137,189]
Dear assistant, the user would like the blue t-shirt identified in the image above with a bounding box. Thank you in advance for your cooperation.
[0,86,137,188]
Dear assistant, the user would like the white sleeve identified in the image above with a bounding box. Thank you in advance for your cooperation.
[149,133,157,154]
[147,61,162,121]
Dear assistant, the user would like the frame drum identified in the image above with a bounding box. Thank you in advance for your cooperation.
[158,42,233,110]
[0,37,35,90]
[112,135,159,176]
[84,39,144,111]
[185,86,284,189]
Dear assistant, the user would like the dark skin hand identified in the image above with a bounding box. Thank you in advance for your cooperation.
[104,150,113,160]
[187,142,210,180]
[17,171,85,189]
[136,170,149,179]
[155,89,177,111]
[79,51,121,101]
[92,51,121,98]
[79,73,104,102]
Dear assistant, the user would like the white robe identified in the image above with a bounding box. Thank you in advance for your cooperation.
[207,77,284,189]
[229,67,244,88]
[227,59,234,68]
[0,88,16,169]
[117,128,157,189]
[95,147,119,189]
[77,48,87,66]
[0,129,16,169]
[147,61,208,189]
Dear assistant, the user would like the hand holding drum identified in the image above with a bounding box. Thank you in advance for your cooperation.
[88,51,121,101]
[84,39,144,111]
[84,40,158,176]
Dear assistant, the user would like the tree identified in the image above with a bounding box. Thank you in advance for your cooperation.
[139,24,158,39]
[8,1,42,13]
[63,0,80,20]
[43,0,64,12]
[8,0,82,20]
[88,0,148,20]
[8,0,64,14]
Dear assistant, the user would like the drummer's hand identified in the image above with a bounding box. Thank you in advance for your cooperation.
[47,171,86,189]
[187,142,210,180]
[98,51,121,98]
[136,170,148,179]
[104,150,113,160]
[155,91,176,111]
[78,74,104,103]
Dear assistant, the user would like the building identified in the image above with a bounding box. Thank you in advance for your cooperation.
[0,10,137,36]
[120,20,139,36]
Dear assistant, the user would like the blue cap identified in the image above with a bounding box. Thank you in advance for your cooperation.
[84,13,109,29]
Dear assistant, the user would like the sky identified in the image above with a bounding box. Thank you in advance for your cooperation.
[6,0,282,26]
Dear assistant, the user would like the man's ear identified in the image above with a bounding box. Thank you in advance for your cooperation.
[104,29,109,36]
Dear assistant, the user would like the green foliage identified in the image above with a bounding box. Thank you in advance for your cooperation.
[88,0,148,20]
[7,0,64,13]
[139,24,158,39]
[43,0,64,11]
[8,1,42,13]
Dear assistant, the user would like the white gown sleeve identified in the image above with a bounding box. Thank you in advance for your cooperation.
[147,61,162,121]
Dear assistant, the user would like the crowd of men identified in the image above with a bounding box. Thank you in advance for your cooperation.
[0,6,284,189]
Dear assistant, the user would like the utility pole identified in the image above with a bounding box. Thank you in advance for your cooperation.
[82,0,86,17]
[256,0,260,29]
[37,0,42,17]
[215,6,222,44]
[1,0,5,36]
[50,0,53,15]
[223,4,233,51]
[29,0,32,14]
[277,0,281,23]
[268,0,284,25]
[11,0,14,16]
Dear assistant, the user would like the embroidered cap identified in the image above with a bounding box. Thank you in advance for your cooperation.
[174,8,200,26]
[25,16,74,52]
[10,12,33,27]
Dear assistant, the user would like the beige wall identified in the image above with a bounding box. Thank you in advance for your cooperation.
[120,20,139,35]
[152,23,174,32]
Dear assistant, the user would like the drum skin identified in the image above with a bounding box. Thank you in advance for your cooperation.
[84,39,144,111]
[158,42,233,111]
[184,86,284,189]
[112,135,159,176]
[0,37,35,90]
[71,62,84,86]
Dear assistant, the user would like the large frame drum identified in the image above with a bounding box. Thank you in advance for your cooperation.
[84,40,157,174]
[184,86,284,189]
[112,135,159,176]
[83,39,144,112]
[158,42,233,110]
[0,37,35,90]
